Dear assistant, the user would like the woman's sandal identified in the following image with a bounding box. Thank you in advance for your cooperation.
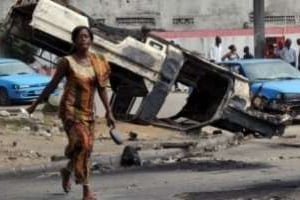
[60,168,71,193]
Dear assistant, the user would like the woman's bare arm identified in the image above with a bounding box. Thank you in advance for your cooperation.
[97,86,115,128]
[27,58,68,113]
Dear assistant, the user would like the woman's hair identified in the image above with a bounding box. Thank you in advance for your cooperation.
[71,26,94,43]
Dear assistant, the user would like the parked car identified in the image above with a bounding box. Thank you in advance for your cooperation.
[0,58,54,105]
[220,59,300,117]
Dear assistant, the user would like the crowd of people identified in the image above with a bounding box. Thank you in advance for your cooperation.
[208,36,300,69]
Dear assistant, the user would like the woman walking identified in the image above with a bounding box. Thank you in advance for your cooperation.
[26,26,115,200]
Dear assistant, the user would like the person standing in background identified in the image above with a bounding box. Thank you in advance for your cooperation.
[280,38,297,67]
[297,38,300,69]
[243,46,254,59]
[265,44,277,59]
[209,36,222,63]
[275,40,284,58]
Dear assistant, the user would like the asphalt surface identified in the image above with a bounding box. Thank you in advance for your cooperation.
[2,126,300,200]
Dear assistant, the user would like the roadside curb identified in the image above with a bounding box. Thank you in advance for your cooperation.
[0,131,239,178]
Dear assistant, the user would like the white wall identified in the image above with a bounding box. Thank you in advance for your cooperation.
[173,34,300,61]
[2,0,300,29]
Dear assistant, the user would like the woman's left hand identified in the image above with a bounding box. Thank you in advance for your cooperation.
[105,111,116,129]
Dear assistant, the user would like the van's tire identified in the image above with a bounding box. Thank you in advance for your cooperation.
[0,88,11,106]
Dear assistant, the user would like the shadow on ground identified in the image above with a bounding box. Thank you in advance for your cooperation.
[175,179,300,200]
[102,159,272,175]
[269,143,300,149]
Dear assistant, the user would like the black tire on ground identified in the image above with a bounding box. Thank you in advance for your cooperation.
[0,88,11,106]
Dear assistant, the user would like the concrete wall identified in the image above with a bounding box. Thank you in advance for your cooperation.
[1,0,300,62]
[69,0,252,30]
[265,0,300,15]
[172,33,300,62]
[2,0,300,29]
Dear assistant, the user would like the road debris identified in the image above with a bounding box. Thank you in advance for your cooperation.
[121,145,142,167]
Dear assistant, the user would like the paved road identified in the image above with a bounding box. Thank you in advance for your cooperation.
[2,126,300,200]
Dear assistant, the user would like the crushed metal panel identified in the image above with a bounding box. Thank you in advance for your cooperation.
[92,36,166,83]
[135,45,184,122]
[30,1,166,82]
[30,0,89,43]
[216,106,287,137]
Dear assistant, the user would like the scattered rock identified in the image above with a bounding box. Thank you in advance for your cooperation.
[22,126,31,132]
[0,110,10,117]
[51,127,61,135]
[126,183,137,190]
[30,124,40,132]
[51,155,65,162]
[121,145,141,167]
[279,156,285,160]
[59,126,65,132]
[39,131,52,138]
[128,131,138,141]
[36,152,43,158]
[8,156,17,160]
[12,141,18,147]
[281,135,297,139]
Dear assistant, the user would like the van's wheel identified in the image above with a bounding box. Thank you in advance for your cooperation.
[0,88,11,106]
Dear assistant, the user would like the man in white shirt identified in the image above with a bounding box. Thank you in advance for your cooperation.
[280,38,297,67]
[209,36,222,63]
[297,38,300,69]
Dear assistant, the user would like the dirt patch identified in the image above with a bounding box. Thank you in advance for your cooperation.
[0,112,190,170]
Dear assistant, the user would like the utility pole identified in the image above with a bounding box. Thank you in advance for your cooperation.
[253,0,265,58]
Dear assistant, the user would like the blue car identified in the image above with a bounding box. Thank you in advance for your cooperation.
[220,59,300,116]
[0,58,53,105]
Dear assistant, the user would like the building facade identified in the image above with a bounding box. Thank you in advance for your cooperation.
[2,0,300,59]
[2,0,300,30]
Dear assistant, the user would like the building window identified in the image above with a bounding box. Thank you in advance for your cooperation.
[249,14,298,25]
[94,18,105,24]
[116,17,155,25]
[173,17,194,25]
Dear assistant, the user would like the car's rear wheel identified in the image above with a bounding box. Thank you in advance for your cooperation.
[0,88,11,106]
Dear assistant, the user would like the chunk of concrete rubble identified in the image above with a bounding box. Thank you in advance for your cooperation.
[51,127,61,135]
[121,145,141,167]
[30,124,39,132]
[22,126,31,132]
[8,156,17,160]
[0,110,10,117]
[128,131,138,141]
[51,155,66,162]
[39,131,52,138]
